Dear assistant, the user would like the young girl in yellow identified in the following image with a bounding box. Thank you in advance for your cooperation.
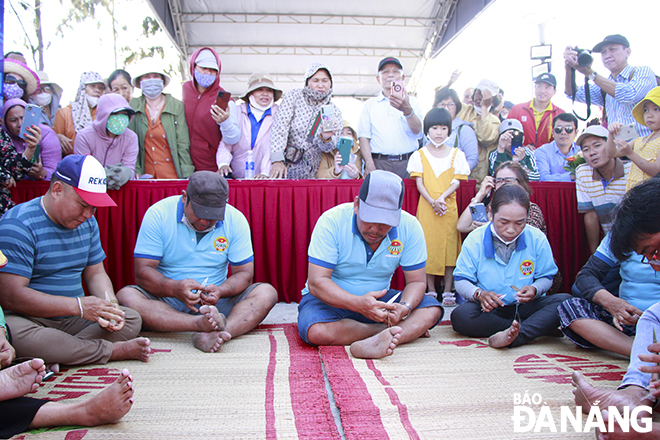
[407,107,470,306]
[606,86,660,191]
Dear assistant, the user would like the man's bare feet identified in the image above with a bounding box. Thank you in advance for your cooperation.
[31,369,134,429]
[572,372,652,414]
[192,330,232,353]
[110,337,151,362]
[0,358,45,400]
[350,326,402,359]
[197,305,226,332]
[488,320,520,348]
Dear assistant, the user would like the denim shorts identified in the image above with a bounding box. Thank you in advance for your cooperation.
[297,288,443,345]
[128,283,259,317]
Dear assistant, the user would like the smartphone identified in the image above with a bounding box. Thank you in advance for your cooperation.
[19,105,43,140]
[215,91,230,111]
[615,123,638,141]
[337,137,353,165]
[321,105,334,132]
[510,130,523,156]
[469,203,488,223]
[391,80,405,99]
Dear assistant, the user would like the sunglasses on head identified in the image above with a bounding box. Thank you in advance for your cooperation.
[4,75,27,89]
[554,126,574,134]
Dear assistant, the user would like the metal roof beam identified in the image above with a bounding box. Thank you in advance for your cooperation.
[181,13,436,28]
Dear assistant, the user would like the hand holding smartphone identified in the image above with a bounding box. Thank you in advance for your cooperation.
[19,105,43,140]
[337,137,353,165]
[215,91,230,111]
[615,123,638,141]
[391,80,405,99]
[469,203,488,223]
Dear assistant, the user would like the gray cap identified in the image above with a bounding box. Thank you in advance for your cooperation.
[499,118,523,135]
[186,171,229,220]
[577,125,610,147]
[358,170,404,227]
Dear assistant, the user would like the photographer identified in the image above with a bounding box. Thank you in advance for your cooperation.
[563,34,657,137]
[487,119,539,180]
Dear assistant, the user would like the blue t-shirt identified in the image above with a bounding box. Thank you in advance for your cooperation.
[302,203,427,297]
[594,233,660,312]
[0,197,106,299]
[134,196,254,286]
[453,223,557,305]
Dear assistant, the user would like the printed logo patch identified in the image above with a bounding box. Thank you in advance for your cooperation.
[388,239,403,255]
[520,260,534,276]
[214,237,228,252]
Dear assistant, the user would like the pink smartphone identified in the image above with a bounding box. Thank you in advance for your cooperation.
[391,80,405,99]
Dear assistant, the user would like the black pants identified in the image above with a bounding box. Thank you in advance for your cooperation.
[450,294,572,347]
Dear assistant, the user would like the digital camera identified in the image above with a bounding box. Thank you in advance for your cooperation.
[572,47,593,67]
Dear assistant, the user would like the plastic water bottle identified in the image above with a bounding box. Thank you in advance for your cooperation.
[245,150,255,179]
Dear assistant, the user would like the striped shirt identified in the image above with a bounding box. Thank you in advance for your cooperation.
[0,197,105,299]
[575,160,630,233]
[569,64,657,137]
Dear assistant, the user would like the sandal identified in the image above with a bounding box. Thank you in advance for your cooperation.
[442,292,456,307]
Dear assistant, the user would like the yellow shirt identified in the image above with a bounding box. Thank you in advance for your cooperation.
[532,99,554,130]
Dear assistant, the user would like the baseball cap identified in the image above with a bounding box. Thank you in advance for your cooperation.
[534,73,557,88]
[576,125,609,147]
[499,118,523,135]
[593,34,630,53]
[54,155,117,207]
[475,78,499,96]
[186,171,229,221]
[358,170,404,227]
[195,49,219,71]
[378,57,403,72]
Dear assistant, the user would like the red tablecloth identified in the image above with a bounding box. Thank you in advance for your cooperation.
[10,179,588,302]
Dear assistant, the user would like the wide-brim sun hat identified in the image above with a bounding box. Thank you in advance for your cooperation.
[4,59,40,95]
[240,72,282,102]
[35,71,63,96]
[632,86,660,127]
[132,57,171,88]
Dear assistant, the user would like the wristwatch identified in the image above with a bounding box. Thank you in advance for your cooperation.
[588,71,598,82]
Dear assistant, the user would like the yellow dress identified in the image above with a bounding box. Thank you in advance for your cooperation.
[410,148,468,275]
[626,134,660,191]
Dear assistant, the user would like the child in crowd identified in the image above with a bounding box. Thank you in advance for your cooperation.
[407,107,470,306]
[606,86,660,191]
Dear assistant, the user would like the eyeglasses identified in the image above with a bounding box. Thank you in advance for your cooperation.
[494,177,519,185]
[437,102,456,109]
[641,249,660,266]
[554,126,575,134]
[4,75,27,89]
[38,85,53,93]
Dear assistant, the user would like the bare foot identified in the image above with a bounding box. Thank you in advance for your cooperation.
[73,369,134,426]
[197,305,226,332]
[572,372,651,414]
[0,358,45,400]
[110,338,151,362]
[192,331,224,353]
[350,326,402,359]
[488,320,520,348]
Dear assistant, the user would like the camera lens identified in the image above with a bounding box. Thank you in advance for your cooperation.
[577,50,593,67]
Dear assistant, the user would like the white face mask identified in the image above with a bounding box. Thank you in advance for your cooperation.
[33,92,52,107]
[85,93,99,108]
[182,211,216,234]
[248,94,273,112]
[491,223,523,246]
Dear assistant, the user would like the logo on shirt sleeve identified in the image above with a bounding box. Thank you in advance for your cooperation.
[388,239,403,255]
[214,237,229,252]
[520,260,534,276]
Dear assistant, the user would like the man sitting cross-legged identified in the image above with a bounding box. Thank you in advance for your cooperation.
[297,170,443,359]
[117,171,278,352]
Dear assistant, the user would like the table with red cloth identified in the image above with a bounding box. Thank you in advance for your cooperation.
[10,180,589,303]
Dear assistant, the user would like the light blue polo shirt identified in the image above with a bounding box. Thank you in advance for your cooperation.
[302,203,427,297]
[593,233,660,312]
[453,223,557,305]
[134,196,254,286]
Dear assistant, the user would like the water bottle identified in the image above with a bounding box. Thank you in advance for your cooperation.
[245,150,255,179]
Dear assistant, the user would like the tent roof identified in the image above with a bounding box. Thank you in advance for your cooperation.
[146,0,493,98]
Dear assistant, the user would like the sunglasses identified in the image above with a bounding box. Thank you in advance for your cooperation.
[554,126,575,134]
[38,85,54,93]
[4,75,27,89]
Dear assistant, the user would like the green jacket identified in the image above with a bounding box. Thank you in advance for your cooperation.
[129,94,195,178]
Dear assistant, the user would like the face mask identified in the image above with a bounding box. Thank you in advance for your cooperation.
[249,94,273,112]
[106,113,130,135]
[182,210,216,234]
[86,93,99,108]
[3,83,24,100]
[194,70,216,89]
[491,223,524,246]
[140,78,164,99]
[33,92,52,107]
[428,136,445,147]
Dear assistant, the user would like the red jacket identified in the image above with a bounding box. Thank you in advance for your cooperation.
[508,100,564,149]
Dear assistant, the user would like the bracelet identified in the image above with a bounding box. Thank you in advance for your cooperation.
[400,302,412,320]
[404,111,414,119]
[473,289,482,302]
[77,297,84,318]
